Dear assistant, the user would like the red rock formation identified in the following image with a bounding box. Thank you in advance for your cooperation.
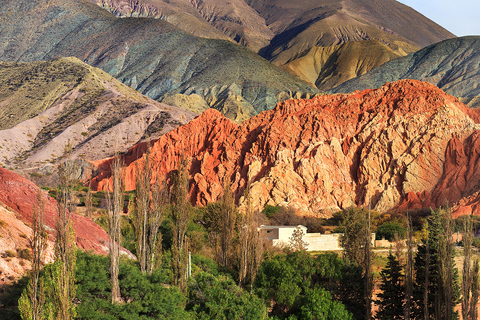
[0,167,131,257]
[92,80,480,216]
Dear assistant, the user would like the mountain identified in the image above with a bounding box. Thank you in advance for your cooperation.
[0,57,196,169]
[84,0,454,91]
[280,40,410,89]
[330,37,480,108]
[87,0,454,64]
[87,0,273,52]
[249,0,454,65]
[90,80,480,217]
[0,167,133,284]
[0,0,315,122]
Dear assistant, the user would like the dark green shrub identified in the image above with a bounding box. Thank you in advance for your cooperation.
[376,222,406,241]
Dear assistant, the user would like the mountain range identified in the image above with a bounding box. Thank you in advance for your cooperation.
[2,0,480,216]
[0,0,315,122]
[86,0,454,61]
[85,0,455,91]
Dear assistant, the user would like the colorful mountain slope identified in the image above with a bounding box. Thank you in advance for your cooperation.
[86,0,454,63]
[0,57,196,168]
[281,40,409,89]
[91,80,480,217]
[0,167,133,284]
[331,37,480,107]
[0,0,315,122]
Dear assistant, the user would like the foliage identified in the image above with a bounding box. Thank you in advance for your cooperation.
[339,207,369,266]
[262,205,280,219]
[191,254,219,277]
[376,253,404,320]
[376,222,406,241]
[198,202,223,233]
[2,276,32,320]
[297,288,354,320]
[187,272,267,319]
[170,157,193,291]
[412,207,461,319]
[75,251,189,320]
[19,190,48,320]
[254,251,358,319]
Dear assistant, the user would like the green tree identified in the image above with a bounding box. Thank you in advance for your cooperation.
[171,156,192,291]
[188,272,267,319]
[376,252,404,320]
[255,251,356,319]
[74,251,190,320]
[298,288,354,320]
[412,208,460,319]
[339,207,369,266]
[19,191,48,320]
[47,159,78,320]
[376,222,406,241]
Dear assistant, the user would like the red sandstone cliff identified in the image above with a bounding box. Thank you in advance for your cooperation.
[91,80,480,216]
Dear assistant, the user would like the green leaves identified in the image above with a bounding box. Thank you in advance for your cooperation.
[74,251,189,320]
[255,251,355,319]
[188,272,267,320]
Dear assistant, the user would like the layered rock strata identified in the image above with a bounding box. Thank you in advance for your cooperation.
[92,80,480,216]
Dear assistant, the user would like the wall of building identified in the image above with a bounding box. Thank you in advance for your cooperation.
[304,233,343,251]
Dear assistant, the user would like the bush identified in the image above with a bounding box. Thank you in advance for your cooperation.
[4,250,16,258]
[17,248,31,261]
[376,222,406,241]
[187,272,267,319]
[75,251,190,320]
[255,251,359,319]
[473,237,480,248]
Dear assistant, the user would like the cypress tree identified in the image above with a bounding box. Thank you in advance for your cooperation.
[376,252,404,320]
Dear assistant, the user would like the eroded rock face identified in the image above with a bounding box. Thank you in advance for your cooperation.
[92,80,480,216]
[0,168,132,258]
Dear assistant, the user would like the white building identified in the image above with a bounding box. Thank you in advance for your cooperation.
[261,225,374,251]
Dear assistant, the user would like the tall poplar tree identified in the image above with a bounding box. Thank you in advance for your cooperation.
[48,159,78,320]
[106,154,124,303]
[239,184,263,290]
[219,178,236,268]
[19,191,48,320]
[412,208,460,319]
[171,156,191,291]
[133,147,152,274]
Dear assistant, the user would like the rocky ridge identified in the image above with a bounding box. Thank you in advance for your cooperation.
[91,80,480,216]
